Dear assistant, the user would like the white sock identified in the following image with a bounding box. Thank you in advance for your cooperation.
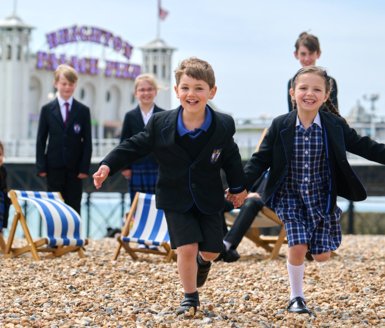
[223,240,232,251]
[287,261,305,300]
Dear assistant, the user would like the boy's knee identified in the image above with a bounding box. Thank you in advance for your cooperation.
[200,251,219,262]
[177,243,198,258]
[313,252,331,262]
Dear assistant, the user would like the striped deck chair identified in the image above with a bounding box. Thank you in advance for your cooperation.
[113,192,175,262]
[4,190,88,260]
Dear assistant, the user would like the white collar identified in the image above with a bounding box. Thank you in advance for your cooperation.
[296,112,322,128]
[58,96,73,107]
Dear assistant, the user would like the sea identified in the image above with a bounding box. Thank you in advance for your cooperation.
[3,193,385,240]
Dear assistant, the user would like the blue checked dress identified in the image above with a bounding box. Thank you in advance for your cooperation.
[129,159,158,204]
[271,123,342,254]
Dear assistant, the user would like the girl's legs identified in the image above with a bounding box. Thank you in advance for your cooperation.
[312,251,331,262]
[287,244,307,300]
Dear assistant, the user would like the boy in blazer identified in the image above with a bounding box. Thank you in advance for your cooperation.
[36,64,92,214]
[94,57,247,315]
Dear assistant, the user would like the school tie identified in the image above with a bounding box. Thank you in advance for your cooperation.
[64,102,70,126]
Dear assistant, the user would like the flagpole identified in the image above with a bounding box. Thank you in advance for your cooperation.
[157,0,161,39]
[13,0,18,15]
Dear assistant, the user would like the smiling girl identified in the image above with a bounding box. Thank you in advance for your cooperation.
[244,66,385,315]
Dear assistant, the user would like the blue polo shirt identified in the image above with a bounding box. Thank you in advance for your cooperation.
[177,106,212,138]
[175,106,215,161]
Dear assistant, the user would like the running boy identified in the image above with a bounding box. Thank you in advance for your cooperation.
[93,57,247,315]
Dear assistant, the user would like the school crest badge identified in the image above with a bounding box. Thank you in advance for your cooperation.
[210,148,222,163]
[73,123,81,134]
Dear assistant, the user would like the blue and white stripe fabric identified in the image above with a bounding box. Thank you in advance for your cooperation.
[122,193,170,246]
[13,190,86,247]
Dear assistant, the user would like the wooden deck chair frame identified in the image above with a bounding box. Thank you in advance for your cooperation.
[226,128,287,259]
[0,232,6,254]
[113,192,175,262]
[225,207,286,259]
[4,190,88,260]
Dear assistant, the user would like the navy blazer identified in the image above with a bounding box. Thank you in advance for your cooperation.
[36,98,92,174]
[120,104,164,167]
[103,107,246,214]
[244,110,385,212]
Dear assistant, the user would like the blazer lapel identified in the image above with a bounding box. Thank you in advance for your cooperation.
[133,106,145,129]
[280,111,297,164]
[160,109,190,161]
[51,99,64,127]
[195,115,226,163]
[320,111,345,157]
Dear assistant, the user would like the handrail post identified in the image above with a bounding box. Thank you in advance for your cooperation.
[347,200,355,234]
[86,193,91,237]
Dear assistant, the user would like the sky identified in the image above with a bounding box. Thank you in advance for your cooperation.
[1,0,385,120]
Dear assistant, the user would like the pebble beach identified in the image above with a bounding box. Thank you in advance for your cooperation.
[1,235,384,327]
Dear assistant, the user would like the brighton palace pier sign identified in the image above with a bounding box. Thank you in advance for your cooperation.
[36,25,141,80]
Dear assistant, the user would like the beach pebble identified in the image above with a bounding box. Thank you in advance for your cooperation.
[0,235,384,327]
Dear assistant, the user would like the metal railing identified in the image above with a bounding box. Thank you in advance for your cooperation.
[4,137,385,165]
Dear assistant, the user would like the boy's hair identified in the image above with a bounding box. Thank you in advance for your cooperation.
[174,57,215,89]
[134,73,159,91]
[291,66,340,116]
[0,141,3,154]
[294,32,321,54]
[54,64,78,84]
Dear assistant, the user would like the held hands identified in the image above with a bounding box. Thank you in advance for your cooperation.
[93,165,110,189]
[226,189,248,208]
[121,169,132,179]
[77,173,89,179]
[247,192,261,200]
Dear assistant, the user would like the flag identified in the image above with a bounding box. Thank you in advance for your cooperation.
[158,0,169,21]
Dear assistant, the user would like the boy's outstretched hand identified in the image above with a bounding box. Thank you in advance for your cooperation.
[93,165,110,189]
[226,189,247,208]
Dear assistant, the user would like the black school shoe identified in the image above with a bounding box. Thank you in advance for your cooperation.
[287,297,314,315]
[215,247,241,263]
[222,248,240,263]
[176,295,200,315]
[197,257,212,287]
[305,251,314,261]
